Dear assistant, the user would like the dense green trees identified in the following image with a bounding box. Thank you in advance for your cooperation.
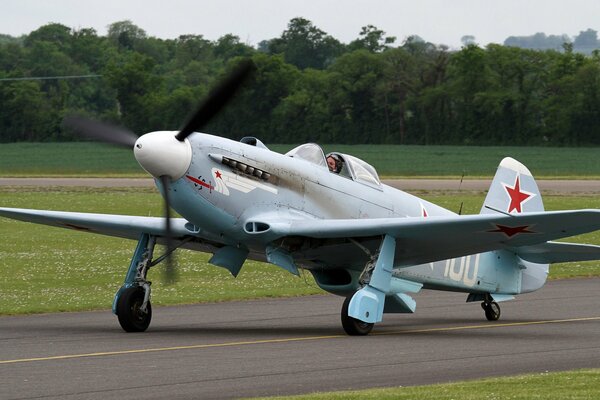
[1,20,599,145]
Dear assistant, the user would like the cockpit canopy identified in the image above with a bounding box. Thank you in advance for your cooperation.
[342,154,381,186]
[285,143,327,167]
[286,143,381,187]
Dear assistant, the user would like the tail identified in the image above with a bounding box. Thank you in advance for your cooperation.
[481,157,548,293]
[480,157,544,215]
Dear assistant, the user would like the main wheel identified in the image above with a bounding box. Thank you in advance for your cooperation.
[341,295,374,336]
[116,286,152,332]
[482,301,501,321]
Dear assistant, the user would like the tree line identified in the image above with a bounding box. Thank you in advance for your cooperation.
[0,18,599,145]
[504,28,600,54]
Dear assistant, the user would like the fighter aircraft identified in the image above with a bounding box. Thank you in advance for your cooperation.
[1,61,599,335]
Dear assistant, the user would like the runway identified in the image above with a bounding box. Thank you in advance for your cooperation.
[1,278,600,399]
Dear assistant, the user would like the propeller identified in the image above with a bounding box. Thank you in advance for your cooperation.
[63,116,138,148]
[176,59,256,141]
[159,175,176,283]
[63,59,256,283]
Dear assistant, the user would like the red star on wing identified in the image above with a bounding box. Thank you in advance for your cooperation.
[487,224,536,238]
[503,176,534,213]
[215,170,222,179]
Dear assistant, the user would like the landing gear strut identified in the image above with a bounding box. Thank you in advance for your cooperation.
[481,295,501,321]
[340,235,396,336]
[113,233,156,332]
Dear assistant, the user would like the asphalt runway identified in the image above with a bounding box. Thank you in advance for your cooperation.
[1,278,600,400]
[0,177,599,193]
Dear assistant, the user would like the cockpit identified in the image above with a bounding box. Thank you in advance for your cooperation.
[285,143,381,188]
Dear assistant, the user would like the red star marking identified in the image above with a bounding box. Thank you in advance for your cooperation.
[504,176,532,213]
[215,170,222,179]
[487,224,535,238]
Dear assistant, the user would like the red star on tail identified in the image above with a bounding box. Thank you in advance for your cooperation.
[504,176,533,213]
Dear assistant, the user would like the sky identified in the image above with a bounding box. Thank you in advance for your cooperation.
[3,0,600,49]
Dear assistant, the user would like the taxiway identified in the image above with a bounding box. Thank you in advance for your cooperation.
[1,278,599,399]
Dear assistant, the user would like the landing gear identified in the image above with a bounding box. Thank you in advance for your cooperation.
[341,295,374,336]
[339,235,397,336]
[482,299,501,321]
[113,233,156,332]
[116,286,152,332]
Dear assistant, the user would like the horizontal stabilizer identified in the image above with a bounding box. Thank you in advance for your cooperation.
[516,241,600,264]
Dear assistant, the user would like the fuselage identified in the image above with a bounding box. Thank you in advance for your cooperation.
[139,132,548,297]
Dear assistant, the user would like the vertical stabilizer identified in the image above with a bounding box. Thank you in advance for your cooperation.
[480,157,544,215]
[482,157,549,293]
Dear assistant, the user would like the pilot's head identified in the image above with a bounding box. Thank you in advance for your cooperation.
[327,154,342,173]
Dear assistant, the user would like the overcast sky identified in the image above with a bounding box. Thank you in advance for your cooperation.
[3,0,600,48]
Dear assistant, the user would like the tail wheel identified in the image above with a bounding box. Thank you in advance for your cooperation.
[116,286,152,332]
[341,295,374,336]
[482,301,501,321]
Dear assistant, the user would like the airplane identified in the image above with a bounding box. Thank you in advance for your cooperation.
[1,61,599,335]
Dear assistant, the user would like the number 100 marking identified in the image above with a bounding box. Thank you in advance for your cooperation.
[444,254,480,287]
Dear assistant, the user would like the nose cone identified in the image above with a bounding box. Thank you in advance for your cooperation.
[134,131,192,180]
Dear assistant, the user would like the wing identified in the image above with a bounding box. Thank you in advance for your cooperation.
[258,209,600,268]
[0,207,191,241]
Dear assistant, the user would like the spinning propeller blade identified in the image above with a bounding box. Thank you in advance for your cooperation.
[176,59,255,141]
[159,175,176,284]
[63,116,139,148]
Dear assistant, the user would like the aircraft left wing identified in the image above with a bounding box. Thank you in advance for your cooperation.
[262,209,600,267]
[0,207,191,241]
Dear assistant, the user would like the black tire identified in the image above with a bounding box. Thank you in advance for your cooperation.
[341,295,374,336]
[483,301,501,321]
[116,286,152,332]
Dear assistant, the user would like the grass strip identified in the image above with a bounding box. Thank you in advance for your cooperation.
[248,369,600,400]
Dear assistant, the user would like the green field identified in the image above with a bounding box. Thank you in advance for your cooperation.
[0,187,598,315]
[1,142,599,177]
[249,369,600,400]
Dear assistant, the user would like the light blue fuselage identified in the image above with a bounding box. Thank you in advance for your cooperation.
[163,134,548,298]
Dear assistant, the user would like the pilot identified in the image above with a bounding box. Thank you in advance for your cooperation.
[326,154,342,174]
